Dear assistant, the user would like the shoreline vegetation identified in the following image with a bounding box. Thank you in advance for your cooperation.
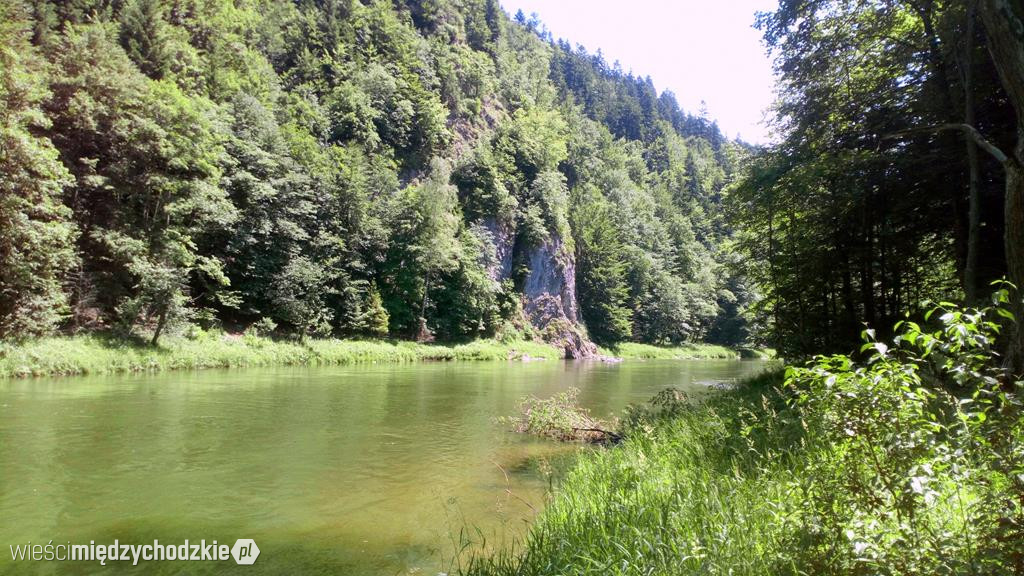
[460,298,1023,575]
[458,370,789,576]
[599,342,774,360]
[0,333,766,379]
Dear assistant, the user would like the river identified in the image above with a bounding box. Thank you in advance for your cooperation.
[0,359,767,575]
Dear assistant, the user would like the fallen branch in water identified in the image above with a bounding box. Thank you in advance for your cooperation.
[572,427,622,442]
[502,388,620,444]
[491,459,538,513]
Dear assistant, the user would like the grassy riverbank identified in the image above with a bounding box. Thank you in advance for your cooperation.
[460,301,1023,576]
[0,333,565,378]
[0,333,764,379]
[462,374,1021,575]
[597,342,773,360]
[459,370,794,575]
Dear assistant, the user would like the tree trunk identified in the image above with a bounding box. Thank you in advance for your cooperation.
[417,272,432,342]
[979,0,1024,377]
[151,305,168,347]
[963,3,982,302]
[1004,162,1024,376]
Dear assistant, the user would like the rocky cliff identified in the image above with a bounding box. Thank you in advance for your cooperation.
[483,217,596,359]
[523,236,597,359]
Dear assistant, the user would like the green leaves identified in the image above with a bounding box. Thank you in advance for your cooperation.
[573,195,632,344]
[119,0,171,80]
[5,0,744,349]
[0,5,77,338]
[734,0,1012,358]
[783,293,1023,573]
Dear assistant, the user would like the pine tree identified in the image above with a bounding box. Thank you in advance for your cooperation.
[573,196,631,343]
[0,6,77,338]
[119,0,171,80]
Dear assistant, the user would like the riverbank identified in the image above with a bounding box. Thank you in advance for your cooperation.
[0,334,566,378]
[0,333,761,379]
[459,308,1022,574]
[597,342,774,360]
[459,370,793,575]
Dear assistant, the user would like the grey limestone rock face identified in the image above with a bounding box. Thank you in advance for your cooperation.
[523,235,578,322]
[522,235,596,359]
[479,219,596,359]
[481,217,515,282]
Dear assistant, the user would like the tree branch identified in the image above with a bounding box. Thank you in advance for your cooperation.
[572,427,622,441]
[884,123,1009,165]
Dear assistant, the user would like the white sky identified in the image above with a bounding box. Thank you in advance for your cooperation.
[499,0,779,144]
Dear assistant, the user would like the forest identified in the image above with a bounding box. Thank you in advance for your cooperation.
[5,0,1023,377]
[1,0,756,359]
[3,0,1024,572]
[734,0,1024,374]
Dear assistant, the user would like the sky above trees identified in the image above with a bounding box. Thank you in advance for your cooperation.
[499,0,778,143]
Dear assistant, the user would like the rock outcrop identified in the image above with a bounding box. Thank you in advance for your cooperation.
[521,235,597,359]
[480,219,597,359]
[481,217,515,281]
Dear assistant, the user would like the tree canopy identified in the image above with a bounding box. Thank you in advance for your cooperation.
[0,0,748,349]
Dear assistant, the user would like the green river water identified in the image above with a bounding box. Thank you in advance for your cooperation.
[0,359,767,575]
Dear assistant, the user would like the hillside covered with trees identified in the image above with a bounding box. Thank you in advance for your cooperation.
[3,0,1024,574]
[1,0,753,356]
[462,2,1024,574]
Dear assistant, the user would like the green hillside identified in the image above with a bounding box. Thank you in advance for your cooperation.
[1,0,752,355]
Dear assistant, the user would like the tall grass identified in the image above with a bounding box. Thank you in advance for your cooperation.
[597,342,743,360]
[0,333,563,378]
[461,295,1024,575]
[0,332,765,379]
[458,371,798,576]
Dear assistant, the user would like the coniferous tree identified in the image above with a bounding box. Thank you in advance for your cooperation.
[119,0,171,80]
[573,196,631,343]
[0,6,77,338]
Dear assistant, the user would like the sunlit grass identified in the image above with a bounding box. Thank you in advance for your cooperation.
[0,334,563,378]
[0,334,761,379]
[457,370,797,576]
[457,362,1017,575]
[597,342,743,359]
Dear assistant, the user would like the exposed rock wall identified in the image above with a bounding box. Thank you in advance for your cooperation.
[481,217,515,281]
[523,235,577,322]
[481,219,596,359]
[522,235,597,359]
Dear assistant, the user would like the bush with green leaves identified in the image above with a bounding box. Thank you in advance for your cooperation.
[503,388,618,443]
[783,287,1023,574]
[463,289,1022,576]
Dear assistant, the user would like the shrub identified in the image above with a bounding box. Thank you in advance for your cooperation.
[504,388,619,443]
[783,287,1023,574]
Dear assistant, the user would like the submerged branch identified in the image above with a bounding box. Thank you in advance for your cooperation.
[572,427,622,441]
[503,388,620,444]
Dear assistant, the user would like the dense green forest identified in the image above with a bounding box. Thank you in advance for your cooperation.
[3,0,1024,573]
[459,3,1024,573]
[3,0,1024,370]
[1,0,755,357]
[731,0,1024,373]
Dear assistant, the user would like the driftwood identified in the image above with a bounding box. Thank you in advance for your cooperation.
[504,388,622,444]
[572,427,622,443]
